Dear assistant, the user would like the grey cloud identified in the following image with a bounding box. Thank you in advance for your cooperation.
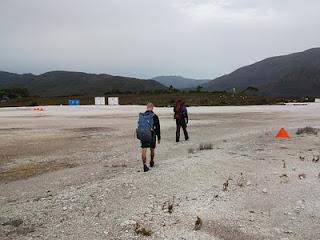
[0,0,319,79]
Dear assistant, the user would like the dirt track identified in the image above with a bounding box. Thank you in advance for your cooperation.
[0,104,320,240]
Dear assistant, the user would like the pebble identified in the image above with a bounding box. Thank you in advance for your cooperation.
[274,227,281,233]
[120,220,137,228]
[246,181,252,186]
[284,230,293,234]
[62,207,68,211]
[296,200,304,206]
[262,188,268,193]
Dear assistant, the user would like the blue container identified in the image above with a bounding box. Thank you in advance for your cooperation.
[68,99,80,105]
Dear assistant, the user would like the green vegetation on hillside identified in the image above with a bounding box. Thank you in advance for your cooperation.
[0,88,29,100]
[0,91,293,108]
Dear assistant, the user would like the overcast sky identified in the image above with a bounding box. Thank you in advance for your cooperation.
[1,0,320,79]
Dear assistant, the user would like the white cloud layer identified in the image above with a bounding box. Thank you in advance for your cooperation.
[0,0,320,78]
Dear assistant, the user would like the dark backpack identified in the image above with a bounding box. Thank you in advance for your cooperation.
[174,101,184,120]
[136,112,154,142]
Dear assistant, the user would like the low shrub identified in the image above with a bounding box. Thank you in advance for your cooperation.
[296,126,319,136]
[188,148,195,154]
[199,143,213,151]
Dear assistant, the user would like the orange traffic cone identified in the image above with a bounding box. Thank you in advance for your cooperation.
[276,128,290,138]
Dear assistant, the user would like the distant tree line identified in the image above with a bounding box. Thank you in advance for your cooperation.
[0,88,29,100]
[104,85,208,95]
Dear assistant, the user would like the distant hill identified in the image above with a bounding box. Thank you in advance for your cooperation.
[153,76,209,89]
[0,71,20,85]
[0,71,167,97]
[203,48,320,97]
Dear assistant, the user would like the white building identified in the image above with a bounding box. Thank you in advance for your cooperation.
[94,97,106,105]
[108,97,119,105]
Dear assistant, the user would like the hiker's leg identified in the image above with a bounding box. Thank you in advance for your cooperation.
[150,148,155,161]
[150,132,156,167]
[150,148,155,167]
[142,148,149,172]
[182,121,189,140]
[183,126,189,140]
[176,120,181,142]
[142,148,147,165]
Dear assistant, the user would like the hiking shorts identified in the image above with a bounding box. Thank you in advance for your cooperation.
[141,132,156,149]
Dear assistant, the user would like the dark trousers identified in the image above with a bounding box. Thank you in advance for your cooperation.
[176,119,189,142]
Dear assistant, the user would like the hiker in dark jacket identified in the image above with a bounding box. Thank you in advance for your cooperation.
[137,102,161,172]
[174,100,189,142]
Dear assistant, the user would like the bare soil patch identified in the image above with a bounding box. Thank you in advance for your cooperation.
[0,162,77,182]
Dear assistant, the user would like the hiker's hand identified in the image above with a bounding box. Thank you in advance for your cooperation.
[158,140,161,144]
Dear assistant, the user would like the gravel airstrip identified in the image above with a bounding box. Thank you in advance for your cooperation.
[0,104,320,240]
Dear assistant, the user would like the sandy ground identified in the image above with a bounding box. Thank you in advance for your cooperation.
[0,104,320,240]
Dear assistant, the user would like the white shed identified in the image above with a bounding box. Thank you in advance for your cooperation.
[315,98,320,103]
[95,97,106,105]
[108,97,119,105]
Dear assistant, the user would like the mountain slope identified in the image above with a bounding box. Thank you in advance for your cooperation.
[153,76,209,89]
[203,48,320,96]
[0,71,21,85]
[260,65,320,96]
[0,71,167,97]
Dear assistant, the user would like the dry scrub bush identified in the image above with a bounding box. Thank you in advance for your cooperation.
[199,143,213,151]
[296,126,319,136]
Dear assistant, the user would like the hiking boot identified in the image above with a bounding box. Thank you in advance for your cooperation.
[150,160,154,168]
[143,164,149,172]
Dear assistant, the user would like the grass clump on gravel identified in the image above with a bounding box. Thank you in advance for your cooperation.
[188,148,196,154]
[199,143,213,151]
[296,126,319,136]
[188,143,213,154]
[134,223,152,236]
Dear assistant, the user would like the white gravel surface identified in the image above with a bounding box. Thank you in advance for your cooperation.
[0,104,320,240]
